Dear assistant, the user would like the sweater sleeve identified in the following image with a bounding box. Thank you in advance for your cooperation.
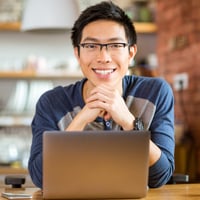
[28,92,60,188]
[28,82,84,188]
[148,79,175,188]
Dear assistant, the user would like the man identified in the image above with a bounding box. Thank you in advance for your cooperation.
[29,1,175,189]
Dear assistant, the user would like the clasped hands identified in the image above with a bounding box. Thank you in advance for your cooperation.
[66,84,135,131]
[82,85,135,130]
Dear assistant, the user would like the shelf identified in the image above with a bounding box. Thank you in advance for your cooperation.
[0,116,33,127]
[134,22,157,33]
[0,166,28,175]
[0,22,21,31]
[0,70,83,79]
[0,22,157,33]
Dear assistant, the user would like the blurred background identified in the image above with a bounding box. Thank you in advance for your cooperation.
[0,0,199,185]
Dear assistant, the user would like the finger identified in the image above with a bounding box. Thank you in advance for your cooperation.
[89,85,113,97]
[86,91,109,104]
[103,112,111,120]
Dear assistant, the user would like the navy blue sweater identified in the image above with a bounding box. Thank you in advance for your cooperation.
[29,75,175,188]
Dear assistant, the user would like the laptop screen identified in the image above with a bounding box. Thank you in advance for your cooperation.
[43,130,150,199]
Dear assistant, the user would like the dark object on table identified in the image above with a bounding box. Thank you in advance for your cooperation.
[5,176,26,188]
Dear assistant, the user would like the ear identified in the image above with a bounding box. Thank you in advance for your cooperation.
[74,47,80,64]
[128,45,137,65]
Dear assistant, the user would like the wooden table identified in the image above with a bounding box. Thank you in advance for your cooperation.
[0,184,200,199]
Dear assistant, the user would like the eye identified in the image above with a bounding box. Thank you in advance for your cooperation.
[84,43,98,49]
[109,43,124,49]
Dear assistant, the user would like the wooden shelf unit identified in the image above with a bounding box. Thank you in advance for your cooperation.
[0,167,28,175]
[0,22,21,31]
[0,22,157,33]
[134,22,157,33]
[0,70,83,80]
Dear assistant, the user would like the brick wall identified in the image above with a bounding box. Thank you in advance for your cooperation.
[156,0,200,181]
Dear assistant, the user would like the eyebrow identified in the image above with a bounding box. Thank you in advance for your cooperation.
[81,37,126,43]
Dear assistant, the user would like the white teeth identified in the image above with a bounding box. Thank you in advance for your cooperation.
[94,69,114,75]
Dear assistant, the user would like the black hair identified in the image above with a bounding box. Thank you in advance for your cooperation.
[71,1,137,48]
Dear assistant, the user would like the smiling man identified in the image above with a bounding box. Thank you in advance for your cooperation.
[29,1,175,189]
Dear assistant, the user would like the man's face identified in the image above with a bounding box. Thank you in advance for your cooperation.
[74,20,137,90]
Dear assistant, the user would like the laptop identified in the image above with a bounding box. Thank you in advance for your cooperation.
[43,130,150,199]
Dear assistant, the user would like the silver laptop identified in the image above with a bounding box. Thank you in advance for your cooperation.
[43,130,150,199]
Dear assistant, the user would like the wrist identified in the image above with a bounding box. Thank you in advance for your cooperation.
[133,117,144,130]
[122,115,135,130]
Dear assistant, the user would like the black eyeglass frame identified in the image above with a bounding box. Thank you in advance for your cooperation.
[78,42,130,51]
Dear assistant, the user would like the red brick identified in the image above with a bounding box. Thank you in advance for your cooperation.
[157,0,200,181]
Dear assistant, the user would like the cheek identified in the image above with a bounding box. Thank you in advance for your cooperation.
[74,48,92,67]
[78,54,94,71]
[79,55,90,66]
[118,54,131,68]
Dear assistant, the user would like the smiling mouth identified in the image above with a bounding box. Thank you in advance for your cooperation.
[92,69,116,75]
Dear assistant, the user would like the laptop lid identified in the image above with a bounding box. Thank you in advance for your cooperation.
[43,130,150,199]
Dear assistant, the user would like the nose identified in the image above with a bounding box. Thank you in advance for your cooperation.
[96,45,112,63]
[96,47,112,63]
[99,44,108,51]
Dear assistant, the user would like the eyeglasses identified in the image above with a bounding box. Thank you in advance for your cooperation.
[78,43,129,54]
